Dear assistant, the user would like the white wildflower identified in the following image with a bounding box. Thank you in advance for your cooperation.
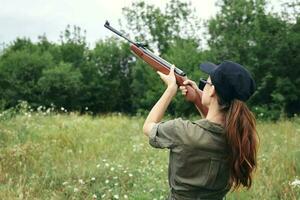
[113,194,119,199]
[290,179,300,188]
[97,164,100,168]
[62,181,68,186]
[37,106,43,111]
[74,187,79,192]
[128,173,133,177]
[91,177,96,181]
[105,179,109,184]
[92,194,97,198]
[124,194,128,199]
[79,179,84,184]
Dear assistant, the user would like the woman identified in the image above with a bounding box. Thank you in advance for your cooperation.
[143,60,259,200]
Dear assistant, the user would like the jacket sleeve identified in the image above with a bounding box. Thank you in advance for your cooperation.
[148,118,187,149]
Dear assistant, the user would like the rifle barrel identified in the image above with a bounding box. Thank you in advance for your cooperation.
[104,21,137,45]
[104,21,185,76]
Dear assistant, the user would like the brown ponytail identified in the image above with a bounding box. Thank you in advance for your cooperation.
[219,99,259,190]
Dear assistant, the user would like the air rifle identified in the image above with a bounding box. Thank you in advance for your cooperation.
[104,21,208,117]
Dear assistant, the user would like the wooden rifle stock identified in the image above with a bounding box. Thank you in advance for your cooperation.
[130,45,208,117]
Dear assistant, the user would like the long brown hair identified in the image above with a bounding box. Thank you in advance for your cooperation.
[219,98,259,190]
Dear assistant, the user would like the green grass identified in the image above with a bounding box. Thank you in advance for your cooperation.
[0,112,299,199]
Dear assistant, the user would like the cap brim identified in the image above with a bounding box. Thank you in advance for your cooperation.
[199,62,218,75]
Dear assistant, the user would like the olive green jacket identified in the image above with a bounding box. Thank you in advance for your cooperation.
[149,118,231,199]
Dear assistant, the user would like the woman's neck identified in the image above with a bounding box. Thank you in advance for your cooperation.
[205,103,225,126]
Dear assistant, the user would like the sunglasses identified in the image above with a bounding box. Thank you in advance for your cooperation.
[198,78,213,90]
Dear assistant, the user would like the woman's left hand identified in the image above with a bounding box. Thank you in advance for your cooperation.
[157,65,178,91]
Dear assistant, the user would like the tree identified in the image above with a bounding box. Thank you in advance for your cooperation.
[122,0,202,54]
[275,1,300,116]
[206,0,300,119]
[0,40,54,108]
[59,25,88,68]
[81,38,133,113]
[37,62,83,110]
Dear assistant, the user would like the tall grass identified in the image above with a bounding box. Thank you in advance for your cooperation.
[0,110,299,199]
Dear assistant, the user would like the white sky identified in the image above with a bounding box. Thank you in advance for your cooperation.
[0,0,283,48]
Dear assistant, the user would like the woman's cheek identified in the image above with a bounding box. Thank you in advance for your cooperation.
[201,92,209,107]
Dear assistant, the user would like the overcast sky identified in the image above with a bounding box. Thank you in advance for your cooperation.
[0,0,283,47]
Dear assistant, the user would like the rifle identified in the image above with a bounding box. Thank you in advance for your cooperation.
[104,21,208,117]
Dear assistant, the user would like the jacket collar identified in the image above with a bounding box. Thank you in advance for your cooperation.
[194,119,225,134]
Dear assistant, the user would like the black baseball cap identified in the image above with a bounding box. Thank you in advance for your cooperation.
[199,60,256,102]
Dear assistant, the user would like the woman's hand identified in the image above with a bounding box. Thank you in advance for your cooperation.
[157,65,178,93]
[179,79,199,96]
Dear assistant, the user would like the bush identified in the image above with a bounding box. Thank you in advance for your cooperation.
[37,62,83,111]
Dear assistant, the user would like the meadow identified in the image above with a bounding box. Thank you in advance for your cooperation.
[0,108,299,199]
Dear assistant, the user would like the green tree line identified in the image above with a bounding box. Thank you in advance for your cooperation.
[0,0,299,120]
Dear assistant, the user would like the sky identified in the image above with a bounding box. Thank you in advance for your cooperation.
[0,0,283,48]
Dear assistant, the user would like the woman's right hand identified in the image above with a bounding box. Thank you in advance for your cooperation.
[179,79,199,96]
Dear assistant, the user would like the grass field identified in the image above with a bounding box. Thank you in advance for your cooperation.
[0,110,299,199]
